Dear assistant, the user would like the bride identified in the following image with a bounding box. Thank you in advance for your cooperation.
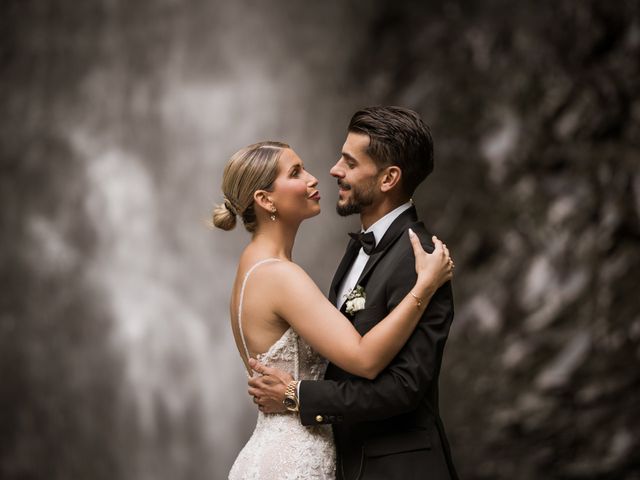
[213,141,453,479]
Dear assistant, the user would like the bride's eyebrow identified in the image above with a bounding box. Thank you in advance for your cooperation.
[287,163,303,173]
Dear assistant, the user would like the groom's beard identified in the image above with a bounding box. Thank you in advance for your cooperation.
[335,178,376,216]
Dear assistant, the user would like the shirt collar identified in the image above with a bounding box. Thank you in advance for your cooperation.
[363,201,413,247]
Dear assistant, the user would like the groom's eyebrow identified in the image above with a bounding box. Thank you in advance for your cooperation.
[342,152,357,163]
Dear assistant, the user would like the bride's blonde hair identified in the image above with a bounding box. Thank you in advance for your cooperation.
[213,141,289,233]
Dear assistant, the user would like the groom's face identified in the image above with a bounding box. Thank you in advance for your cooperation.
[330,132,381,217]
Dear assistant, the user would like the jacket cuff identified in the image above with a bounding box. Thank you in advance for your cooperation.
[298,380,344,426]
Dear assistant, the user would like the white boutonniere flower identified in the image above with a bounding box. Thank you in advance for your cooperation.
[344,285,366,315]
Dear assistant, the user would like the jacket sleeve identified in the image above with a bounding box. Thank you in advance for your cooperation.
[298,247,455,426]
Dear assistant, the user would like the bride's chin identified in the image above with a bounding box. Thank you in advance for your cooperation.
[306,207,321,219]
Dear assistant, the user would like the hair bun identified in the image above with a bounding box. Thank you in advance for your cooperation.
[212,202,237,231]
[224,199,238,216]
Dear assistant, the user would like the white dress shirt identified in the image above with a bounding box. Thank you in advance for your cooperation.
[335,201,413,309]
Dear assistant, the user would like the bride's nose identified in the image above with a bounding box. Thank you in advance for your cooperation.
[307,174,318,188]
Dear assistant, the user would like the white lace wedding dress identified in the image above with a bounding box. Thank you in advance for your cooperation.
[229,259,336,480]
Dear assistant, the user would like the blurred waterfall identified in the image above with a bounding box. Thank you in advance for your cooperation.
[1,1,362,478]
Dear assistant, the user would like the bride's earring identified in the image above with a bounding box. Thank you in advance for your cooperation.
[270,206,277,221]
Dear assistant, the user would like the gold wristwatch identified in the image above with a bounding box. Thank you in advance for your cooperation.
[283,380,300,412]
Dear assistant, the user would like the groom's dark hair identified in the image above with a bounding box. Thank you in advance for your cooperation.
[348,106,434,196]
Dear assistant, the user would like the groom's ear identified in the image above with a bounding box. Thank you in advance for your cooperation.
[379,165,402,193]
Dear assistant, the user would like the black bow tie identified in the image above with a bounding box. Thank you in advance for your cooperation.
[348,231,376,255]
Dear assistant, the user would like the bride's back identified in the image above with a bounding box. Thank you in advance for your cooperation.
[228,257,335,480]
[229,254,290,371]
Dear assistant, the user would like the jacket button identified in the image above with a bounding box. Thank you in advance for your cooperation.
[315,415,324,423]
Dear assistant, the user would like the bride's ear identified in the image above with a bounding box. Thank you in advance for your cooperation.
[379,166,402,193]
[254,190,274,214]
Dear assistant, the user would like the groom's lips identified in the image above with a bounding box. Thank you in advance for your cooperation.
[337,180,351,191]
[337,188,348,199]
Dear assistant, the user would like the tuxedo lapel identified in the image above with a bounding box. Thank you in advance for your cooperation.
[329,237,360,305]
[355,206,419,287]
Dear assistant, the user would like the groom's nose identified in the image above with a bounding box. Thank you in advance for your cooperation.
[329,161,343,178]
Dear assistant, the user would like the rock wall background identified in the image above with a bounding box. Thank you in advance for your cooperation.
[368,2,640,478]
[1,1,639,479]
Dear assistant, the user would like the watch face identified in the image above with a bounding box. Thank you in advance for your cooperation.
[283,397,296,408]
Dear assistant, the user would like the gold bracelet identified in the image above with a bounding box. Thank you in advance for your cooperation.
[409,291,423,309]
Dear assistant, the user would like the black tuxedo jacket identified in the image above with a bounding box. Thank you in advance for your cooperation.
[299,207,458,480]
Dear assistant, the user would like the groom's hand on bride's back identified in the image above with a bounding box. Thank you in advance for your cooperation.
[247,358,292,414]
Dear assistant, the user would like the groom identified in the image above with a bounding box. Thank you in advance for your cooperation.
[248,106,458,480]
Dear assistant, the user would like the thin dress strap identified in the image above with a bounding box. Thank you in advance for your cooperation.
[238,258,281,375]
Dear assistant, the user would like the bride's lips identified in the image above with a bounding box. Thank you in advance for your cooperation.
[308,190,321,200]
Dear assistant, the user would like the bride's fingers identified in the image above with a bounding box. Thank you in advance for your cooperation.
[408,228,426,256]
[408,228,421,249]
[434,238,450,263]
[432,238,446,263]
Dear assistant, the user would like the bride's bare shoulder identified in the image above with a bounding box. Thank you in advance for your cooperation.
[235,254,309,283]
[249,260,315,294]
[264,259,309,280]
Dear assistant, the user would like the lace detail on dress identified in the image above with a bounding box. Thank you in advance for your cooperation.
[229,259,335,479]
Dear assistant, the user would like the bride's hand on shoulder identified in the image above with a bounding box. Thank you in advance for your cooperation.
[409,229,454,292]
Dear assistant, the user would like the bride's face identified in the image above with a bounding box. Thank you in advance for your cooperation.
[270,148,321,223]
